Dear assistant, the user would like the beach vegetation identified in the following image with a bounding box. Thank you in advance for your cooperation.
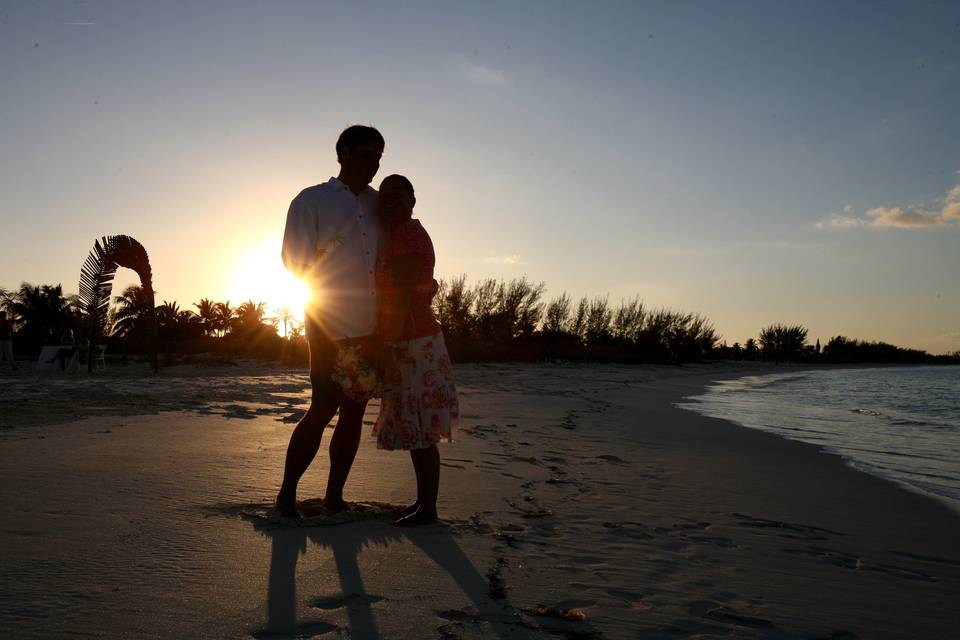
[758,324,808,361]
[820,335,941,363]
[1,283,78,349]
[432,277,717,363]
[3,274,957,368]
[78,235,158,372]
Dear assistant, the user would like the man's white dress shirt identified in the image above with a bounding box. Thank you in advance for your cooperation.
[282,177,380,340]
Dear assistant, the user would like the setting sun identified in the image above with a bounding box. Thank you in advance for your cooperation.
[229,239,311,334]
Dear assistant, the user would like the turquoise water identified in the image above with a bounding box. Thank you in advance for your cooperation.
[678,366,960,513]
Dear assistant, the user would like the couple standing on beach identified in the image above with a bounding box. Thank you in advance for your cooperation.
[274,125,459,526]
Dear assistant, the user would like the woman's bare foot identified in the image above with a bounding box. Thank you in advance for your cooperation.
[323,497,350,513]
[394,507,438,526]
[393,502,420,519]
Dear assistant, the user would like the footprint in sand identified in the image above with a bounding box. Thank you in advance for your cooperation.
[784,547,937,581]
[605,587,650,609]
[686,600,775,629]
[689,535,738,548]
[734,513,842,540]
[485,558,509,599]
[888,550,960,567]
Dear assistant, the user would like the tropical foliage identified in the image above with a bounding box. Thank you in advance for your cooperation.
[758,323,809,361]
[432,276,718,362]
[1,283,79,348]
[79,235,157,372]
[2,274,956,367]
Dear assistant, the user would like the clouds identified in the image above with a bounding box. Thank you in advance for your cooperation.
[449,55,509,86]
[483,254,525,265]
[467,63,508,86]
[818,183,960,229]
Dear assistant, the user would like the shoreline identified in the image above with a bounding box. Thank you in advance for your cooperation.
[676,364,960,517]
[1,362,958,638]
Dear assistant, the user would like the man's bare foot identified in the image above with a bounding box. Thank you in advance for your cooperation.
[323,497,350,513]
[272,498,302,520]
[394,507,438,526]
[393,502,419,519]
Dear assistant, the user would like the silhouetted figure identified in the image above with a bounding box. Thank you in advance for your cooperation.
[372,175,459,526]
[0,311,17,371]
[275,125,386,518]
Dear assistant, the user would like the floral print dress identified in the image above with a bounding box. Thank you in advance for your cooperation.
[372,218,459,450]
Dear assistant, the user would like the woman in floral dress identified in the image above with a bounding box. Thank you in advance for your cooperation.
[373,174,459,525]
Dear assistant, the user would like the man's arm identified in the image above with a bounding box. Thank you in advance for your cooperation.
[281,194,318,280]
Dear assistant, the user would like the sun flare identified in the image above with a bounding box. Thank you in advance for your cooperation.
[229,240,311,335]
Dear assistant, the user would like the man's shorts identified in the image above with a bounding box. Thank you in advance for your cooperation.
[304,314,340,404]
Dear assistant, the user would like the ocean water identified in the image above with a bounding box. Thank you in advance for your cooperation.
[678,366,960,514]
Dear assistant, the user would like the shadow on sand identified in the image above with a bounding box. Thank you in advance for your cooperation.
[239,501,552,639]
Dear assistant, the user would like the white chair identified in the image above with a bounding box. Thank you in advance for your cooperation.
[94,344,107,370]
[35,345,70,371]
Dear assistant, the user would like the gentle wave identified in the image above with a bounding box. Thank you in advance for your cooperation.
[678,366,960,514]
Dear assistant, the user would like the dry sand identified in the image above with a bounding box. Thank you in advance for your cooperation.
[1,362,958,639]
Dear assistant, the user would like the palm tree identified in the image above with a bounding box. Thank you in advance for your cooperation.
[5,283,76,347]
[155,300,201,340]
[79,235,158,372]
[214,301,233,337]
[236,299,267,326]
[156,300,181,329]
[194,298,217,337]
[110,285,154,339]
[275,305,295,338]
[176,309,202,339]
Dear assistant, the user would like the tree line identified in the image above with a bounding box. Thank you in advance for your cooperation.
[0,283,291,364]
[2,279,957,367]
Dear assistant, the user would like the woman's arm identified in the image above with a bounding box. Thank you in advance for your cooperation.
[376,253,422,343]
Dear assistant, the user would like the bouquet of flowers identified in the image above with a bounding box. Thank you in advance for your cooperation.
[332,344,382,402]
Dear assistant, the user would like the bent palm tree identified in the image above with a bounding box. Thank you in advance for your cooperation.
[79,235,158,373]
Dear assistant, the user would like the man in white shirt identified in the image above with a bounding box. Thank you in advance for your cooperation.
[275,125,384,518]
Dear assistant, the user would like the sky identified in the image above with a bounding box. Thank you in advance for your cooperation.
[1,1,959,353]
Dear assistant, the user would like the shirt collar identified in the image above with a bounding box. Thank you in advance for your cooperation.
[328,176,375,196]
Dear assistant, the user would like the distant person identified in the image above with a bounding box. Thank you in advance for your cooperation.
[274,124,385,519]
[372,174,459,525]
[0,311,17,371]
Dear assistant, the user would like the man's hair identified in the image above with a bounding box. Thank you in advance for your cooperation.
[382,174,415,198]
[336,125,385,162]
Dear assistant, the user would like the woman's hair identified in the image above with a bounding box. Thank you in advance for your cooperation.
[382,174,415,198]
[335,125,385,162]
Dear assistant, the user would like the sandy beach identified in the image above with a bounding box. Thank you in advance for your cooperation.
[1,362,958,639]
